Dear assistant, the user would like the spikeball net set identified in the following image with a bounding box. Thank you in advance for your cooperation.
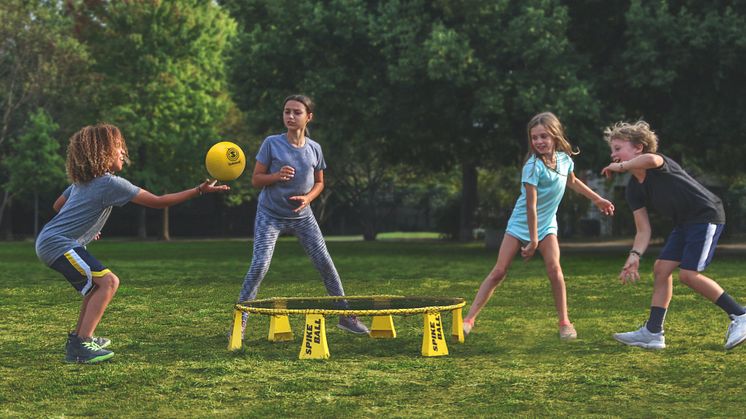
[228,295,467,359]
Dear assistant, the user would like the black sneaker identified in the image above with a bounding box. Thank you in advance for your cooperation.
[65,334,114,364]
[68,332,111,349]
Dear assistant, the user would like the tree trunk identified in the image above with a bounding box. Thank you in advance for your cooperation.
[33,191,39,238]
[137,206,147,239]
[0,189,9,234]
[161,207,170,241]
[2,196,12,240]
[458,161,478,241]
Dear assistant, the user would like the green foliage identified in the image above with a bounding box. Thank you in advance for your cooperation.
[73,0,239,192]
[372,0,599,169]
[3,240,746,416]
[597,0,746,174]
[0,0,91,227]
[3,109,65,197]
[476,166,519,228]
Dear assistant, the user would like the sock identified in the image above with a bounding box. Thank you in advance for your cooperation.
[715,292,746,317]
[645,306,667,333]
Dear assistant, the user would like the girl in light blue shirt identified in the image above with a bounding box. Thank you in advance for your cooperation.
[463,112,615,340]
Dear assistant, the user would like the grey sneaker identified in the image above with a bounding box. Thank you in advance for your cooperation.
[67,333,111,349]
[65,335,114,364]
[337,316,369,335]
[725,313,746,350]
[613,324,665,349]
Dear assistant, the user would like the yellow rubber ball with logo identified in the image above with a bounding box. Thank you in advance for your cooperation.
[205,141,246,181]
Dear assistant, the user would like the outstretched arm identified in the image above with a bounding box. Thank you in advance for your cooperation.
[566,172,614,216]
[601,153,663,178]
[131,180,229,209]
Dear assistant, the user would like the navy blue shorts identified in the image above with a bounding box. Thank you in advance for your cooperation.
[659,223,724,272]
[49,247,111,296]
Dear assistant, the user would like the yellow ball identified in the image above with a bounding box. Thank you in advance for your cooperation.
[205,141,246,181]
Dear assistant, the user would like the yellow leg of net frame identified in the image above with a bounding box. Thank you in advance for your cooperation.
[421,312,449,357]
[268,314,294,342]
[370,315,397,338]
[451,307,464,343]
[228,308,243,351]
[299,314,330,359]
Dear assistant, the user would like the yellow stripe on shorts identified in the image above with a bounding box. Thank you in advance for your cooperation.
[64,251,88,277]
[92,269,112,278]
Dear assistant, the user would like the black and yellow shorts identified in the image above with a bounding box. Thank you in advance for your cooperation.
[49,247,111,296]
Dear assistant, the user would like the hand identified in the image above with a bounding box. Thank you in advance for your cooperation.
[601,162,625,179]
[619,254,641,285]
[93,232,101,241]
[276,166,295,182]
[521,240,538,261]
[288,195,310,212]
[199,179,230,194]
[595,198,615,216]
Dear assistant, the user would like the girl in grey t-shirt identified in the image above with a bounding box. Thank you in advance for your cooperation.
[235,95,369,336]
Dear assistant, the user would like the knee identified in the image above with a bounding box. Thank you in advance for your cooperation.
[652,263,669,280]
[98,272,120,293]
[487,267,507,285]
[678,270,699,286]
[545,264,563,281]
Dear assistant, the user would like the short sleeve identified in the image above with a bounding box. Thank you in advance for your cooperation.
[256,138,272,166]
[625,179,646,212]
[313,143,326,171]
[103,176,140,207]
[521,158,541,186]
[565,153,574,175]
[62,185,73,198]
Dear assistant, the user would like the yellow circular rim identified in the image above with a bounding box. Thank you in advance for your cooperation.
[234,295,466,316]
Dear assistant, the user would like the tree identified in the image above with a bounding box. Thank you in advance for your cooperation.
[371,0,600,240]
[614,1,746,175]
[0,0,90,237]
[224,0,403,240]
[2,109,66,236]
[72,0,238,239]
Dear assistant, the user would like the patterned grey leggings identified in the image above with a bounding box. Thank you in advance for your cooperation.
[237,210,345,303]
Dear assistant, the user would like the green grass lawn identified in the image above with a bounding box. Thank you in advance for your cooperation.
[2,238,746,417]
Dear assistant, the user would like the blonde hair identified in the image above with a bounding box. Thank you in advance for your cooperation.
[66,123,129,183]
[525,112,578,163]
[603,120,659,153]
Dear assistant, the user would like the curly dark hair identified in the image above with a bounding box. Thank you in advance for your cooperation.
[66,123,129,183]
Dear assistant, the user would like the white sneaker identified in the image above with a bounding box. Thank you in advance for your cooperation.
[559,324,577,340]
[463,318,474,336]
[724,313,746,350]
[613,324,666,349]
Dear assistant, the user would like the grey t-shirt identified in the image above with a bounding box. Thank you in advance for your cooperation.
[256,134,327,219]
[35,174,140,265]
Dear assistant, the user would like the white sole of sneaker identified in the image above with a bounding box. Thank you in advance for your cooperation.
[613,336,665,349]
[725,335,746,350]
[336,324,369,335]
